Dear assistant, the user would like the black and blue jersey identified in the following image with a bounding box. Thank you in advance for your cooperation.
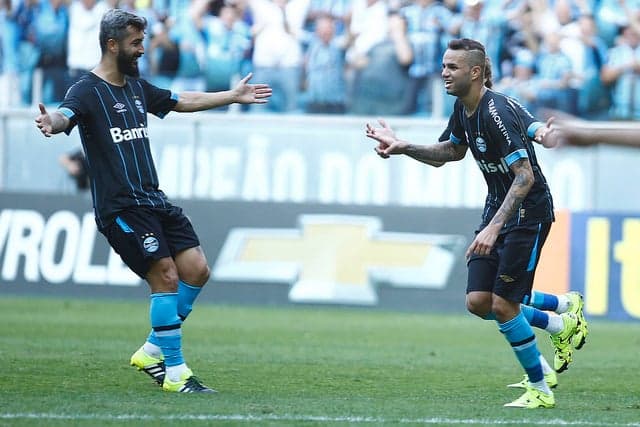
[439,95,543,143]
[59,72,178,229]
[448,89,554,232]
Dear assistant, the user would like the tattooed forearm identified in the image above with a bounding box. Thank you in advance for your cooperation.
[490,159,534,227]
[405,142,466,164]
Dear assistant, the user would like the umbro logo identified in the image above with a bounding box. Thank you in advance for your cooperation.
[113,102,127,113]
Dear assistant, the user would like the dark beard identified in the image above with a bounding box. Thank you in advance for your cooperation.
[117,51,140,78]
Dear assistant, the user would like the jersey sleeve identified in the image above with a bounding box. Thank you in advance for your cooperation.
[508,96,544,140]
[58,80,87,135]
[139,79,178,118]
[448,101,466,145]
[438,114,455,142]
[485,100,529,167]
[519,108,544,140]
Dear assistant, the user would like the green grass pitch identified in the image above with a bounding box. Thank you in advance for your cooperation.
[1,295,639,426]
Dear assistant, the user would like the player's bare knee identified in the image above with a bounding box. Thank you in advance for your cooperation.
[176,247,210,286]
[192,263,210,286]
[491,299,518,322]
[147,258,179,292]
[466,300,490,318]
[466,294,491,318]
[179,257,210,286]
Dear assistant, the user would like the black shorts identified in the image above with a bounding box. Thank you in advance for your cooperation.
[100,205,200,279]
[466,223,551,303]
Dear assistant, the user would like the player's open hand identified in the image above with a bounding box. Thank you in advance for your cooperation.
[365,119,407,158]
[534,117,562,148]
[35,103,54,137]
[233,73,273,104]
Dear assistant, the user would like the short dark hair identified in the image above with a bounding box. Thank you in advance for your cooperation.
[447,38,486,77]
[99,9,147,54]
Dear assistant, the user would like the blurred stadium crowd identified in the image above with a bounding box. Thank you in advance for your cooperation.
[1,0,639,118]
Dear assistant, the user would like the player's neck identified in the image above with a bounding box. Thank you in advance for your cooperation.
[92,63,127,87]
[460,86,487,117]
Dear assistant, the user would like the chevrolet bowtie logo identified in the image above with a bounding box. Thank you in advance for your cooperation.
[213,215,466,305]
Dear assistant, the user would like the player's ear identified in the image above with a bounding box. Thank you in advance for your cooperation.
[471,65,483,81]
[107,38,119,54]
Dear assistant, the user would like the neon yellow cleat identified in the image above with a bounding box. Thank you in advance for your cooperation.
[504,385,555,408]
[162,368,217,393]
[507,371,558,389]
[566,291,589,350]
[550,312,578,373]
[130,347,165,386]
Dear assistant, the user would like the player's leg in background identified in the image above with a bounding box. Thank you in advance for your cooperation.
[174,246,210,322]
[518,222,587,372]
[526,291,568,313]
[520,303,578,373]
[525,290,589,350]
[164,206,210,324]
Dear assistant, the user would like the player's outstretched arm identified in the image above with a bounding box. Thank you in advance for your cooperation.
[34,103,70,137]
[365,118,466,166]
[173,73,273,112]
[548,119,640,148]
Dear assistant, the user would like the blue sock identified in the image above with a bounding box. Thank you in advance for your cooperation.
[528,291,559,311]
[178,280,202,321]
[520,304,550,329]
[499,311,543,383]
[150,293,184,367]
[147,281,203,347]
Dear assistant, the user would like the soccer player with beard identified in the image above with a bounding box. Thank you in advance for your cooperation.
[35,9,272,393]
[365,38,583,408]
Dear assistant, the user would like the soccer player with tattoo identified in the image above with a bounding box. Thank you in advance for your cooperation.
[365,38,585,408]
[437,75,589,379]
[35,9,272,393]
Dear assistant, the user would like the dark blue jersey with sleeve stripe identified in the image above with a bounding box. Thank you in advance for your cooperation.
[448,89,554,232]
[58,72,178,229]
[438,94,544,143]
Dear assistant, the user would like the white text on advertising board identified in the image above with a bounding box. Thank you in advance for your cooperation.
[0,209,139,286]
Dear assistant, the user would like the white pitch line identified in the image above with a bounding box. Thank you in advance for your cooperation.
[1,413,638,426]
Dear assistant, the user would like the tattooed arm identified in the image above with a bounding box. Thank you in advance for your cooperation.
[365,119,467,165]
[491,158,534,228]
[465,158,534,258]
[404,141,467,164]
